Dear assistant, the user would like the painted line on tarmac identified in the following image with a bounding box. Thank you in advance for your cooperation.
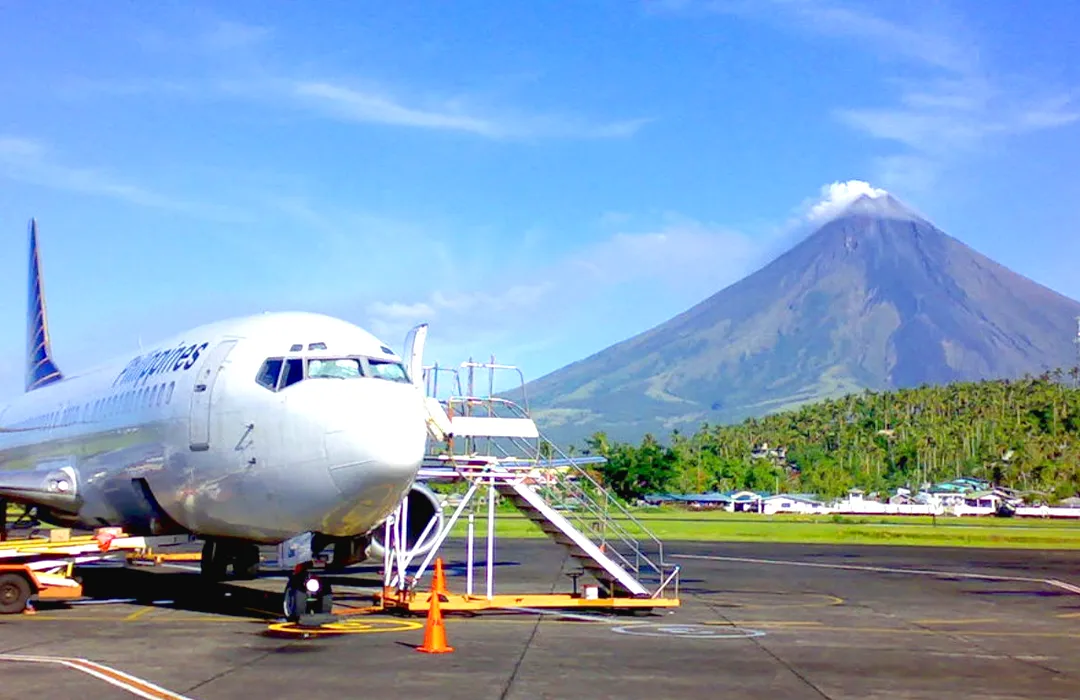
[503,606,768,639]
[1047,579,1080,595]
[695,592,844,609]
[0,654,193,699]
[611,623,765,639]
[155,563,202,573]
[674,554,1080,594]
[501,606,617,623]
[707,622,1080,639]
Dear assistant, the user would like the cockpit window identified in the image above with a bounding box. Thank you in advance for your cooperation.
[367,358,409,383]
[308,358,363,379]
[281,358,305,388]
[257,355,409,391]
[256,358,284,390]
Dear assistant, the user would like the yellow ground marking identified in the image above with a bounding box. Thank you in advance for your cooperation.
[1056,612,1080,619]
[912,618,1000,625]
[25,614,245,622]
[266,618,423,636]
[123,607,155,621]
[696,593,844,609]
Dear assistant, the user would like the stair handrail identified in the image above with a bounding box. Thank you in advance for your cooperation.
[432,392,676,593]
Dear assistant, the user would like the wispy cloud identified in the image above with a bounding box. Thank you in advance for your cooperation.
[0,136,247,221]
[656,0,1080,192]
[71,19,651,141]
[292,81,500,136]
[250,78,652,140]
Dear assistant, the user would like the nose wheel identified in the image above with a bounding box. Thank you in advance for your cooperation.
[283,565,334,625]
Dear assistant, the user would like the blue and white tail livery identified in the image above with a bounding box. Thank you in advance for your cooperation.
[0,219,441,582]
[25,219,63,392]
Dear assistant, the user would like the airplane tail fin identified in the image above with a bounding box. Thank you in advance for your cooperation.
[25,218,64,392]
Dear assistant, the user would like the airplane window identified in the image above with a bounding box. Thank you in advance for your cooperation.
[165,382,175,404]
[307,358,363,380]
[257,358,284,390]
[281,358,305,388]
[367,358,409,383]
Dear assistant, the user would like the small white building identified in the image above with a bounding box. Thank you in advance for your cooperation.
[761,494,828,515]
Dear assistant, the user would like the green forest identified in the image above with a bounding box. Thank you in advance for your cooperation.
[568,369,1080,504]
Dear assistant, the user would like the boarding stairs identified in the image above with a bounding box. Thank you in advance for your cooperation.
[404,360,679,601]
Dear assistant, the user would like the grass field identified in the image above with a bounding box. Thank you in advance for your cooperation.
[445,507,1080,549]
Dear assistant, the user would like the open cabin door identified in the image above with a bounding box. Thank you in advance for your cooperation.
[403,323,428,390]
[188,340,238,451]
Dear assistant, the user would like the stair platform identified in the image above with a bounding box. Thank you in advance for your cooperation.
[378,587,680,614]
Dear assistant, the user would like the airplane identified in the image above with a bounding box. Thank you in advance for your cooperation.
[0,220,447,617]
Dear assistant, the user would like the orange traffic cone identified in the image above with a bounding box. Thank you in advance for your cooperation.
[416,579,453,654]
[431,557,449,601]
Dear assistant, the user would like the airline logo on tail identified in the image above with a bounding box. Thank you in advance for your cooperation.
[25,219,64,393]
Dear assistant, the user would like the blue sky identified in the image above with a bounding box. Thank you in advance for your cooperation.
[1,0,1079,400]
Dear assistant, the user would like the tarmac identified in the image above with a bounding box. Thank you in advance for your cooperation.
[2,539,1079,699]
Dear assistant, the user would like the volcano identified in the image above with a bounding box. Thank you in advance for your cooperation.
[520,193,1080,446]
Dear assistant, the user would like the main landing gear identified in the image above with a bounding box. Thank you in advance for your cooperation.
[199,539,261,581]
[283,564,334,624]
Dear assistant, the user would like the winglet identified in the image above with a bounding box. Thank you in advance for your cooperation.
[26,219,64,392]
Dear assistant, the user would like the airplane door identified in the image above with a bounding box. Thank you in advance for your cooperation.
[403,323,428,390]
[188,340,238,451]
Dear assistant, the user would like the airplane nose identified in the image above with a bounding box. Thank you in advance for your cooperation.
[323,382,428,499]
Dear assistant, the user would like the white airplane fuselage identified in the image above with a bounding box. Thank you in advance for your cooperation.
[0,311,430,544]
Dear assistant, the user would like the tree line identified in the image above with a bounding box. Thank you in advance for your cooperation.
[565,369,1080,504]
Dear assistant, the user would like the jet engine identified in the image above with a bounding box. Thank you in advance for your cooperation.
[366,483,444,560]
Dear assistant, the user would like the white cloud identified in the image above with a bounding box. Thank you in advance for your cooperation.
[806,180,887,222]
[293,82,501,137]
[291,80,652,140]
[363,216,777,368]
[72,18,651,142]
[567,218,764,291]
[200,20,273,52]
[368,301,436,321]
[0,135,247,222]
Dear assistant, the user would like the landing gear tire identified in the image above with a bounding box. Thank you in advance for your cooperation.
[283,569,333,624]
[233,545,261,580]
[0,573,32,615]
[200,540,261,580]
[200,540,228,581]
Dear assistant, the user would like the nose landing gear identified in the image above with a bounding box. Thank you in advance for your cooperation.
[283,564,334,625]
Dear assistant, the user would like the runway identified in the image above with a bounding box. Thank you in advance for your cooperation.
[2,540,1079,699]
